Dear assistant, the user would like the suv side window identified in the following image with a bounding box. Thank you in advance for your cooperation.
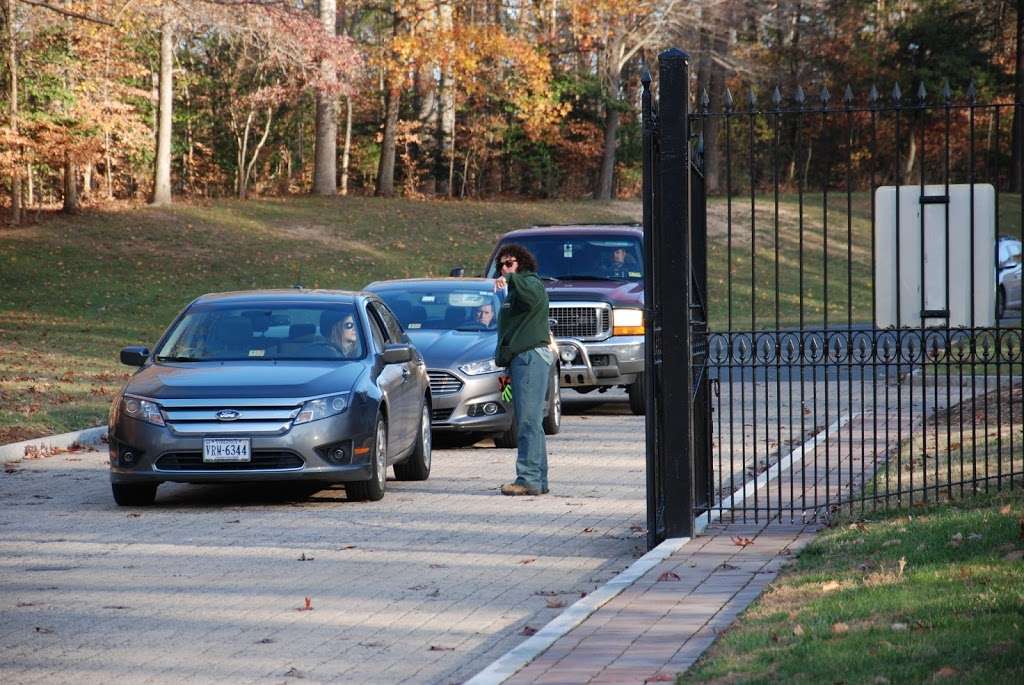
[366,308,387,351]
[372,302,406,343]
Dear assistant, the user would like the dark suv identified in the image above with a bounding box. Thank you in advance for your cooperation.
[482,225,646,414]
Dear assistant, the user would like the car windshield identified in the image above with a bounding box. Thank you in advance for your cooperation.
[374,287,503,332]
[154,303,365,361]
[487,235,643,282]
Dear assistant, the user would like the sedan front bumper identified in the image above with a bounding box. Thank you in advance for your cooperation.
[428,370,512,433]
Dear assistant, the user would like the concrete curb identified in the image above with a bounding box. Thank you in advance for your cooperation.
[464,536,691,685]
[0,425,107,461]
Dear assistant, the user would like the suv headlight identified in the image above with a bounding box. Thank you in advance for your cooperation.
[294,393,350,425]
[613,308,645,336]
[121,395,165,427]
[459,358,501,375]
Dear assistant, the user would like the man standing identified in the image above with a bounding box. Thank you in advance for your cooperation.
[494,244,553,496]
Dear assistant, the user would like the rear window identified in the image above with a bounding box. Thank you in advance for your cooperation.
[155,303,365,361]
[487,235,643,282]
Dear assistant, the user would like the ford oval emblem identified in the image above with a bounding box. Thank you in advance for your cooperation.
[216,409,241,421]
[548,317,558,328]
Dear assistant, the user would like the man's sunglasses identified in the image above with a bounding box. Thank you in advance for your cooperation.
[499,259,517,268]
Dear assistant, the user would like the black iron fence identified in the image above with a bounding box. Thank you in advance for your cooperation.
[643,48,1024,547]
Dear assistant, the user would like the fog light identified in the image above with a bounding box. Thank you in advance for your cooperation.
[331,447,347,462]
[559,346,578,364]
[483,402,499,415]
[122,451,136,464]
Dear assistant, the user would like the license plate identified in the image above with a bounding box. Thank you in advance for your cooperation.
[203,438,251,463]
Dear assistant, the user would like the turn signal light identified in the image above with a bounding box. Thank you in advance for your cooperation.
[613,325,645,336]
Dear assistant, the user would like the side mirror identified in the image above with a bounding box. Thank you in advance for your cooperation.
[381,343,413,365]
[120,346,150,367]
[449,266,466,277]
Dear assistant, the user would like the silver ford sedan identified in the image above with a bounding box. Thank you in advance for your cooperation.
[364,278,560,447]
[108,290,431,506]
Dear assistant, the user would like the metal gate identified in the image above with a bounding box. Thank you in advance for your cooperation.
[644,48,1024,547]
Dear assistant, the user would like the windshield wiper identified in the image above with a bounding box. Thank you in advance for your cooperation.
[540,275,561,282]
[553,274,628,282]
[156,355,205,362]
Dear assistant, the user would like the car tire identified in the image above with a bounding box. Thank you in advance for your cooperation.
[347,416,387,502]
[628,374,646,416]
[111,482,158,506]
[997,286,1006,320]
[543,378,561,435]
[395,402,432,481]
[495,420,518,448]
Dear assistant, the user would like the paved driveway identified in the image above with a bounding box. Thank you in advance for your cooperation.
[0,392,644,685]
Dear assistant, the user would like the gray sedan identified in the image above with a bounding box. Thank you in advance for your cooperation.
[108,290,431,506]
[365,279,560,447]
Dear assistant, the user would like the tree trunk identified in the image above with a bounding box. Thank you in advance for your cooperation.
[63,156,80,214]
[25,161,32,206]
[150,7,173,205]
[6,0,21,225]
[313,0,338,195]
[340,95,352,196]
[376,81,400,196]
[1013,0,1024,192]
[595,33,623,201]
[438,0,455,196]
[83,162,93,197]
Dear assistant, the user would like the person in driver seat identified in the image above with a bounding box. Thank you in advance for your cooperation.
[600,246,635,278]
[323,311,361,358]
[475,302,496,328]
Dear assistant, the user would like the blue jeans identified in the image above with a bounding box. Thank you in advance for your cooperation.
[510,347,552,491]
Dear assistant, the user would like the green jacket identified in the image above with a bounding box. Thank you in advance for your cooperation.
[495,271,550,367]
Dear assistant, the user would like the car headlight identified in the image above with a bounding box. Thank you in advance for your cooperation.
[459,358,501,375]
[294,393,350,425]
[613,308,645,336]
[121,395,165,427]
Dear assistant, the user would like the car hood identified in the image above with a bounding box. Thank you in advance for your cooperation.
[406,329,496,369]
[125,361,368,400]
[546,279,645,307]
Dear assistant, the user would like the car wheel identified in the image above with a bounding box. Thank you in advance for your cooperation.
[997,286,1006,320]
[111,482,158,506]
[395,403,431,481]
[628,374,646,416]
[494,420,518,448]
[348,416,387,502]
[543,379,561,435]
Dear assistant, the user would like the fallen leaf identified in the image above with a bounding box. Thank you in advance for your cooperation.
[967,533,983,542]
[999,504,1012,515]
[933,666,958,679]
[898,556,907,578]
[519,558,536,565]
[582,527,595,533]
[337,544,357,550]
[127,513,141,518]
[429,645,455,651]
[822,581,842,593]
[297,596,313,612]
[949,533,963,547]
[545,597,567,609]
[793,624,805,636]
[256,638,275,644]
[34,626,54,634]
[832,622,849,635]
[297,553,314,562]
[283,667,304,678]
[429,563,447,569]
[872,677,891,685]
[519,626,537,636]
[732,536,754,547]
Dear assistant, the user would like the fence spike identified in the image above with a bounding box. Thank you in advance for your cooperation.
[697,130,705,154]
[967,80,977,102]
[941,78,952,104]
[748,86,757,109]
[843,84,854,106]
[771,85,782,108]
[819,85,831,107]
[724,87,734,111]
[891,82,902,103]
[701,87,711,112]
[794,84,806,107]
[868,84,879,104]
[916,81,927,103]
[640,63,652,87]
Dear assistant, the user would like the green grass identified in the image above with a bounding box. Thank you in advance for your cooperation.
[680,382,1024,685]
[0,196,639,441]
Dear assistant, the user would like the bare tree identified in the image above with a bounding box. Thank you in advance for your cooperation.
[312,0,337,195]
[151,3,173,205]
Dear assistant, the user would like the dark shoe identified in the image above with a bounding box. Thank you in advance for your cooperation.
[501,482,540,496]
[541,487,549,494]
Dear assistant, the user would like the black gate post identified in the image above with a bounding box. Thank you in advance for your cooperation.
[646,48,694,543]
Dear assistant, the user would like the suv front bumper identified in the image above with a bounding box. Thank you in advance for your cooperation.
[555,335,644,387]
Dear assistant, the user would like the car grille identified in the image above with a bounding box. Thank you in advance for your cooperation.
[427,370,463,396]
[160,399,302,436]
[549,305,611,340]
[431,407,454,423]
[155,451,304,471]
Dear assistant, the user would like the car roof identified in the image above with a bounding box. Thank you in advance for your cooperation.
[365,277,494,290]
[192,289,362,306]
[499,224,642,239]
